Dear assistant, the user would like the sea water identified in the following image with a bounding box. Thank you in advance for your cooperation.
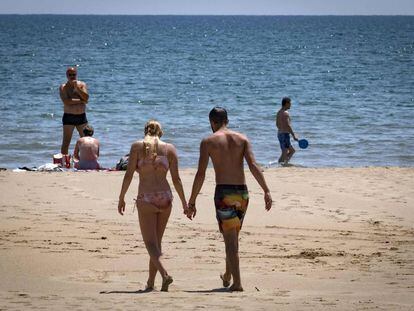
[0,15,413,168]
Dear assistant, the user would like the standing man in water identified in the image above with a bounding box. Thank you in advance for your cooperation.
[276,97,298,165]
[59,67,89,155]
[187,107,272,291]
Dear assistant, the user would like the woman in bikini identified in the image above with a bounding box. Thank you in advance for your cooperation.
[118,120,189,292]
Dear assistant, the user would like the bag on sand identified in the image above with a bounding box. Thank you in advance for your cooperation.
[116,154,129,170]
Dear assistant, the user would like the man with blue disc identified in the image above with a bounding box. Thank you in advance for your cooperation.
[276,97,298,165]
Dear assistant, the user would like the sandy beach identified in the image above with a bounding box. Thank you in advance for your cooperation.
[0,167,413,310]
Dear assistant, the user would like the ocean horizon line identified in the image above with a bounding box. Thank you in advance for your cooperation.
[1,14,413,17]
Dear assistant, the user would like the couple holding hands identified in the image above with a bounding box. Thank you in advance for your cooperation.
[118,107,272,292]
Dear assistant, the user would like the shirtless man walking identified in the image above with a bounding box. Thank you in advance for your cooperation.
[276,97,298,165]
[59,67,89,155]
[73,125,100,170]
[187,107,272,291]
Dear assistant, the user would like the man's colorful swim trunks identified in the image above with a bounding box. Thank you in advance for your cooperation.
[214,184,249,232]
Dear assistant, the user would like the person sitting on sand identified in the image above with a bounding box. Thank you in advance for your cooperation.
[187,107,272,291]
[73,125,100,170]
[118,120,189,292]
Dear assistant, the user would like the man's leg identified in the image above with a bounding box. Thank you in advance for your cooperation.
[222,229,243,291]
[278,152,283,163]
[278,136,284,163]
[75,123,87,138]
[221,255,231,287]
[286,146,295,163]
[279,148,288,164]
[61,125,75,154]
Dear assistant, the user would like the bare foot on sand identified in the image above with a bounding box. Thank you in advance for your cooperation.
[145,282,154,292]
[229,284,244,292]
[220,273,231,287]
[161,275,173,292]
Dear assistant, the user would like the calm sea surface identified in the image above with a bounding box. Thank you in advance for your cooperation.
[0,15,413,168]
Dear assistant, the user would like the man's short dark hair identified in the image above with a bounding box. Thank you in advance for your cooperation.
[209,106,228,125]
[282,97,291,106]
[83,125,94,137]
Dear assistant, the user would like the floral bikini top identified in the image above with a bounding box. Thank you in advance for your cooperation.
[136,141,169,173]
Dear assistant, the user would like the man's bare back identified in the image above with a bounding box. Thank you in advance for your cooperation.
[204,129,247,185]
[190,108,272,209]
[73,125,100,170]
[74,136,99,161]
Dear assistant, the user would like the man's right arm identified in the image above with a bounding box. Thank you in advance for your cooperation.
[188,139,210,215]
[244,139,272,211]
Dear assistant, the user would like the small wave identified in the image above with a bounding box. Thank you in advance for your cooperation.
[40,113,55,119]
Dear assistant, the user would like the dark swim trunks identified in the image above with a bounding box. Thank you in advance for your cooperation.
[62,113,88,126]
[214,184,249,232]
[277,132,292,150]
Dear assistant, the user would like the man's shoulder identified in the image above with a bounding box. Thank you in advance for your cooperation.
[207,130,248,143]
[279,110,289,117]
[202,134,215,142]
[200,134,221,149]
[228,130,248,141]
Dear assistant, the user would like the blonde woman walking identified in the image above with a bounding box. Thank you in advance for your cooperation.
[118,120,189,291]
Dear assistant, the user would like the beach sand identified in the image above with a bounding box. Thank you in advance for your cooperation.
[0,167,413,310]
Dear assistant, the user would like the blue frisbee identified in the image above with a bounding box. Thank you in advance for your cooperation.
[298,139,309,149]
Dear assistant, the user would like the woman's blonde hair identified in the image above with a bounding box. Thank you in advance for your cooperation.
[143,120,163,157]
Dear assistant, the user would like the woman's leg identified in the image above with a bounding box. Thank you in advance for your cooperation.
[157,204,173,291]
[156,204,172,251]
[146,204,172,289]
[137,201,170,287]
[147,258,157,289]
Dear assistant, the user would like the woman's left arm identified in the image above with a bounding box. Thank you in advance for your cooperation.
[168,144,189,217]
